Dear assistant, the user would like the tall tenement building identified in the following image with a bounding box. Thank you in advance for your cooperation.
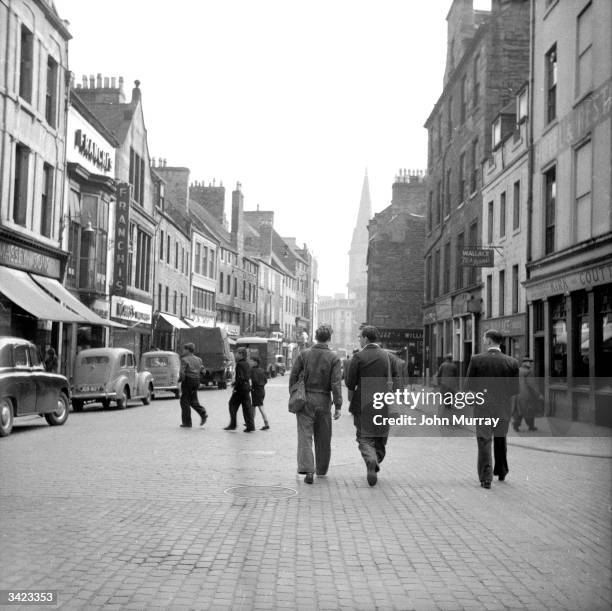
[422,0,530,377]
[348,171,372,336]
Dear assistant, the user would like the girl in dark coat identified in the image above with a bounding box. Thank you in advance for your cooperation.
[250,357,269,430]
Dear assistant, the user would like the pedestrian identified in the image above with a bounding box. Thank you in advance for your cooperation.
[513,356,543,432]
[346,325,399,486]
[289,323,342,484]
[251,356,269,430]
[44,347,58,373]
[464,329,519,489]
[178,343,207,428]
[435,353,458,408]
[224,347,255,432]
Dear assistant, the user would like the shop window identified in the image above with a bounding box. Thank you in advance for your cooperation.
[550,296,567,379]
[45,56,58,127]
[13,143,29,226]
[19,25,33,103]
[544,166,556,254]
[576,4,593,99]
[596,287,612,380]
[40,164,54,237]
[573,291,590,378]
[545,44,557,124]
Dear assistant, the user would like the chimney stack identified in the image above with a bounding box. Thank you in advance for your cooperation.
[131,80,141,103]
[231,183,245,253]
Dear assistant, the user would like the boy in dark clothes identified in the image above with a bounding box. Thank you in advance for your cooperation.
[250,357,269,430]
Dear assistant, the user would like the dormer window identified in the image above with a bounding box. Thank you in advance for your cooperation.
[517,88,528,123]
[492,116,502,149]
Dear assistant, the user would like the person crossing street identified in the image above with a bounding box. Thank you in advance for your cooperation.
[178,343,207,428]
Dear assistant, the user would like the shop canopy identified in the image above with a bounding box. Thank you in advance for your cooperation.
[0,266,87,323]
[31,274,126,329]
[158,312,190,329]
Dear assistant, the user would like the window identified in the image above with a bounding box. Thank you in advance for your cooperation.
[157,283,162,311]
[460,75,467,123]
[219,271,224,293]
[473,55,480,106]
[500,191,506,238]
[425,256,432,302]
[576,4,593,98]
[226,275,230,294]
[436,181,442,225]
[40,164,53,237]
[545,45,557,123]
[19,25,33,103]
[193,287,215,311]
[233,277,238,297]
[13,143,29,226]
[573,291,590,378]
[166,235,170,262]
[129,147,145,205]
[181,247,185,274]
[544,166,557,254]
[517,88,528,123]
[443,242,451,294]
[202,247,208,277]
[575,139,592,242]
[195,243,201,274]
[486,274,492,318]
[512,265,519,314]
[45,56,58,127]
[513,180,520,230]
[456,232,465,290]
[470,139,478,193]
[492,116,502,149]
[165,286,169,311]
[134,229,151,291]
[159,230,164,260]
[447,97,453,141]
[427,192,433,232]
[433,250,440,298]
[550,296,567,379]
[458,153,465,203]
[445,169,451,217]
[173,291,177,315]
[595,287,612,378]
[209,250,215,278]
[487,201,494,244]
[498,270,505,317]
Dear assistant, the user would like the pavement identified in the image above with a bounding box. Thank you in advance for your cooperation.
[1,379,611,610]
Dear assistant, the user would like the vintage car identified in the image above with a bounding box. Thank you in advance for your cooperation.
[140,350,181,398]
[274,354,286,376]
[71,348,154,411]
[0,337,70,437]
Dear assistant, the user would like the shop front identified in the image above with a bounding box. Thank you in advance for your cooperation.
[110,296,153,356]
[483,313,526,360]
[377,328,424,377]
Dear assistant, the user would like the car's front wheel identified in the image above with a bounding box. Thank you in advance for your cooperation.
[0,398,14,437]
[142,384,153,405]
[45,392,69,426]
[116,386,129,409]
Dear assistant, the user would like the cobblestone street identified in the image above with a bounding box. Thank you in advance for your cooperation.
[1,381,611,610]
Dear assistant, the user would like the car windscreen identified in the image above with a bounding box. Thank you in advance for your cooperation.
[81,356,110,365]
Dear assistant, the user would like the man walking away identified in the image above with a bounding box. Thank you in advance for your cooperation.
[225,348,255,432]
[436,354,458,408]
[513,356,543,432]
[465,329,519,489]
[179,343,207,428]
[289,324,342,484]
[346,325,399,487]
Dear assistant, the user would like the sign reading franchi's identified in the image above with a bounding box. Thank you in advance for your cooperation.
[460,248,494,267]
[74,129,112,172]
[112,184,130,295]
[111,296,152,324]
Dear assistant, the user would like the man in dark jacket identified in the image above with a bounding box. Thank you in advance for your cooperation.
[513,356,543,432]
[465,329,519,489]
[289,324,342,484]
[436,354,458,407]
[346,325,399,486]
[179,343,207,428]
[225,347,255,432]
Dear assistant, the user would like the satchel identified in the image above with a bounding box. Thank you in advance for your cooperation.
[288,352,309,413]
[386,352,394,392]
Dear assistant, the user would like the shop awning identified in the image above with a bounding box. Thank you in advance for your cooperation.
[159,312,190,329]
[0,266,87,323]
[31,274,126,329]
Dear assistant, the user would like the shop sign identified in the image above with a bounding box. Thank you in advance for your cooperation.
[111,296,152,324]
[526,261,612,301]
[192,315,215,328]
[460,248,494,267]
[92,298,110,320]
[218,322,240,337]
[487,314,526,337]
[74,129,112,172]
[0,242,60,278]
[378,328,423,343]
[112,184,130,296]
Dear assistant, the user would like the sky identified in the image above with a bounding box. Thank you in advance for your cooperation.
[54,0,488,296]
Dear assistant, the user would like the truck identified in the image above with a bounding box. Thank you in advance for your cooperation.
[235,337,283,378]
[178,327,232,389]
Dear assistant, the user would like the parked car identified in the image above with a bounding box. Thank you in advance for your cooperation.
[71,348,154,411]
[274,354,286,376]
[0,337,70,437]
[140,350,181,398]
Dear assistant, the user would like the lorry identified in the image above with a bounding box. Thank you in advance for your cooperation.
[235,337,283,378]
[178,327,232,389]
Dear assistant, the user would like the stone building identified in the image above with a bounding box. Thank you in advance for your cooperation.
[422,0,530,377]
[318,294,355,353]
[525,0,612,426]
[367,170,426,373]
[0,0,76,364]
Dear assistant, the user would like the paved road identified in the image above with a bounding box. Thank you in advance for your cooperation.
[1,380,611,610]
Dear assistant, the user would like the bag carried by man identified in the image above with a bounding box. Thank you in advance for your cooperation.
[288,352,309,413]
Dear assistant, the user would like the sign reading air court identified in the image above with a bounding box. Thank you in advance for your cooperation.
[112,184,130,295]
[460,248,494,267]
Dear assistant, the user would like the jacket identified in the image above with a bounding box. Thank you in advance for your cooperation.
[436,361,458,389]
[180,354,203,382]
[234,358,251,390]
[289,344,342,408]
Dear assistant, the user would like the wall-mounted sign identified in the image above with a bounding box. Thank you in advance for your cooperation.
[74,129,112,172]
[460,248,494,267]
[0,242,60,278]
[91,298,110,320]
[112,183,130,296]
[217,322,240,337]
[111,296,152,324]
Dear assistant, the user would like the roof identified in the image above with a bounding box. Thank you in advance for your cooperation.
[84,102,137,143]
[70,90,120,147]
[188,199,234,249]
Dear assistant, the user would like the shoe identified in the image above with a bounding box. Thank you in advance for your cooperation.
[304,473,314,484]
[180,424,192,428]
[528,426,538,431]
[498,475,506,481]
[366,461,378,486]
[261,425,270,430]
[200,414,208,426]
[244,428,255,433]
[223,425,236,430]
[480,481,491,489]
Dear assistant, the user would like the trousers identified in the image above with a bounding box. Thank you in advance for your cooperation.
[228,385,254,430]
[296,395,333,475]
[477,436,508,482]
[180,378,206,426]
[353,412,389,468]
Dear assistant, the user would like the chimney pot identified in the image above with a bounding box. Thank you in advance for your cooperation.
[82,74,87,87]
[96,73,102,88]
[111,77,116,88]
[89,74,95,88]
[103,76,109,88]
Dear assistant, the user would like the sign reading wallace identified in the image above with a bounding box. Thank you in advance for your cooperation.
[112,184,130,295]
[460,247,494,267]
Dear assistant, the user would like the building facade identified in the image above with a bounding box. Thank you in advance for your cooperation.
[423,0,530,377]
[525,0,612,426]
[318,294,355,353]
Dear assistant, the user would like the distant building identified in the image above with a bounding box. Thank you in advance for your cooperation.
[367,170,426,372]
[318,294,355,352]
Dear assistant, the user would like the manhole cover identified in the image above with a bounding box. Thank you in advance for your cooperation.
[224,485,297,499]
